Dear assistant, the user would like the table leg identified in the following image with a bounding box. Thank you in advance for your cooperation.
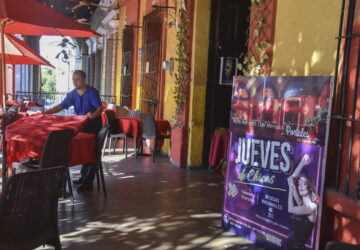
[135,136,138,158]
[2,137,7,189]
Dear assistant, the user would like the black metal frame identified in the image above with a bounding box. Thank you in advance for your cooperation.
[120,27,134,108]
[328,0,360,199]
[14,91,116,104]
[140,9,164,117]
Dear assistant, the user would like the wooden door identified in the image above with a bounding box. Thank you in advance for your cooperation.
[202,0,251,167]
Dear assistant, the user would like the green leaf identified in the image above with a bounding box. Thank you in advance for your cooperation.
[253,29,259,37]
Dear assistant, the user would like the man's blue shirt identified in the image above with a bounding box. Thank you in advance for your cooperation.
[59,86,102,115]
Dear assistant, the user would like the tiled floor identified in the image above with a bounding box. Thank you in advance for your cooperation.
[36,149,263,250]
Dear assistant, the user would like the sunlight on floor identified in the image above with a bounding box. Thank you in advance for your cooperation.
[32,151,261,250]
[38,211,255,250]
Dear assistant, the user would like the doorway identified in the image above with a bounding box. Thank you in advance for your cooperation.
[202,0,251,167]
[140,10,163,116]
[120,27,134,108]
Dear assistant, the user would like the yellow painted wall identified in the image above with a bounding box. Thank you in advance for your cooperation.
[187,0,211,167]
[162,0,178,124]
[129,0,211,162]
[114,31,121,104]
[272,0,342,76]
[161,0,181,155]
[160,0,212,160]
[134,0,147,110]
[115,6,127,104]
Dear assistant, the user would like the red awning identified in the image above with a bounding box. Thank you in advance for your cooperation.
[0,34,53,67]
[0,0,100,37]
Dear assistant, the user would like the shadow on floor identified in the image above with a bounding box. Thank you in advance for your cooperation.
[33,149,263,250]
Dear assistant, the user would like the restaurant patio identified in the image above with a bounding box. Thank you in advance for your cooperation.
[2,0,360,249]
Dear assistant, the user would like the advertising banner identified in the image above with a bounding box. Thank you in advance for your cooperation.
[222,76,333,250]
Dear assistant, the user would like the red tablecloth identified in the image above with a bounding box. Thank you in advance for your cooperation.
[5,114,94,168]
[68,132,96,166]
[208,128,230,172]
[100,113,170,147]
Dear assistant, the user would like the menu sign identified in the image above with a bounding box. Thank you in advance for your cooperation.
[222,76,333,250]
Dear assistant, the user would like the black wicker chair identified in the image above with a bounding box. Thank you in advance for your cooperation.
[140,113,171,162]
[0,166,67,250]
[128,109,141,117]
[1,104,19,189]
[325,241,360,250]
[104,110,128,158]
[12,129,74,203]
[95,124,110,198]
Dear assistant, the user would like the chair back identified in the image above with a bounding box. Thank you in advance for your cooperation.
[19,97,30,112]
[128,109,141,117]
[96,124,109,160]
[1,105,19,188]
[1,104,19,133]
[140,113,157,140]
[117,106,129,117]
[39,129,73,169]
[104,110,120,134]
[0,166,66,247]
[5,93,13,101]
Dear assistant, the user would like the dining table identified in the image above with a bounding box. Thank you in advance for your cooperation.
[101,111,171,157]
[208,127,229,173]
[4,114,97,178]
[117,116,171,156]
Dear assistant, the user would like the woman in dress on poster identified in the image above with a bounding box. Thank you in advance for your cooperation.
[287,154,319,249]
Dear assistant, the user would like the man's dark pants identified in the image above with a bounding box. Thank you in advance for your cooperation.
[80,116,102,185]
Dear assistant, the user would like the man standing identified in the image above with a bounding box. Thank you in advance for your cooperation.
[44,70,103,191]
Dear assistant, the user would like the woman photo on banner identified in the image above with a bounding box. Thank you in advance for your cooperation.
[287,154,319,249]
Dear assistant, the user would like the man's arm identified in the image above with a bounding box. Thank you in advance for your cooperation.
[86,106,103,119]
[43,105,64,115]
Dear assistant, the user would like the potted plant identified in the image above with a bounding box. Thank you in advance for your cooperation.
[170,4,190,168]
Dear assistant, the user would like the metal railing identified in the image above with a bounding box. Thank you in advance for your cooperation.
[14,91,116,116]
[327,0,360,200]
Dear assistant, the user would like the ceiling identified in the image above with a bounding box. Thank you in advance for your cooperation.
[38,0,101,25]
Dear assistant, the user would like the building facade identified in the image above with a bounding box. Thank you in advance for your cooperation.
[7,0,359,245]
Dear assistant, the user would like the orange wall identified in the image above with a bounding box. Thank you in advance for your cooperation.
[321,0,360,246]
[124,0,139,24]
[336,2,360,192]
[322,190,360,246]
[121,0,141,109]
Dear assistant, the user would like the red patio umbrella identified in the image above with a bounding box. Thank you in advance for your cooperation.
[0,0,100,37]
[0,0,101,108]
[0,33,53,67]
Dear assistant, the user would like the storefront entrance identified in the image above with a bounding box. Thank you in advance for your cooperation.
[202,0,251,167]
[140,10,163,116]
